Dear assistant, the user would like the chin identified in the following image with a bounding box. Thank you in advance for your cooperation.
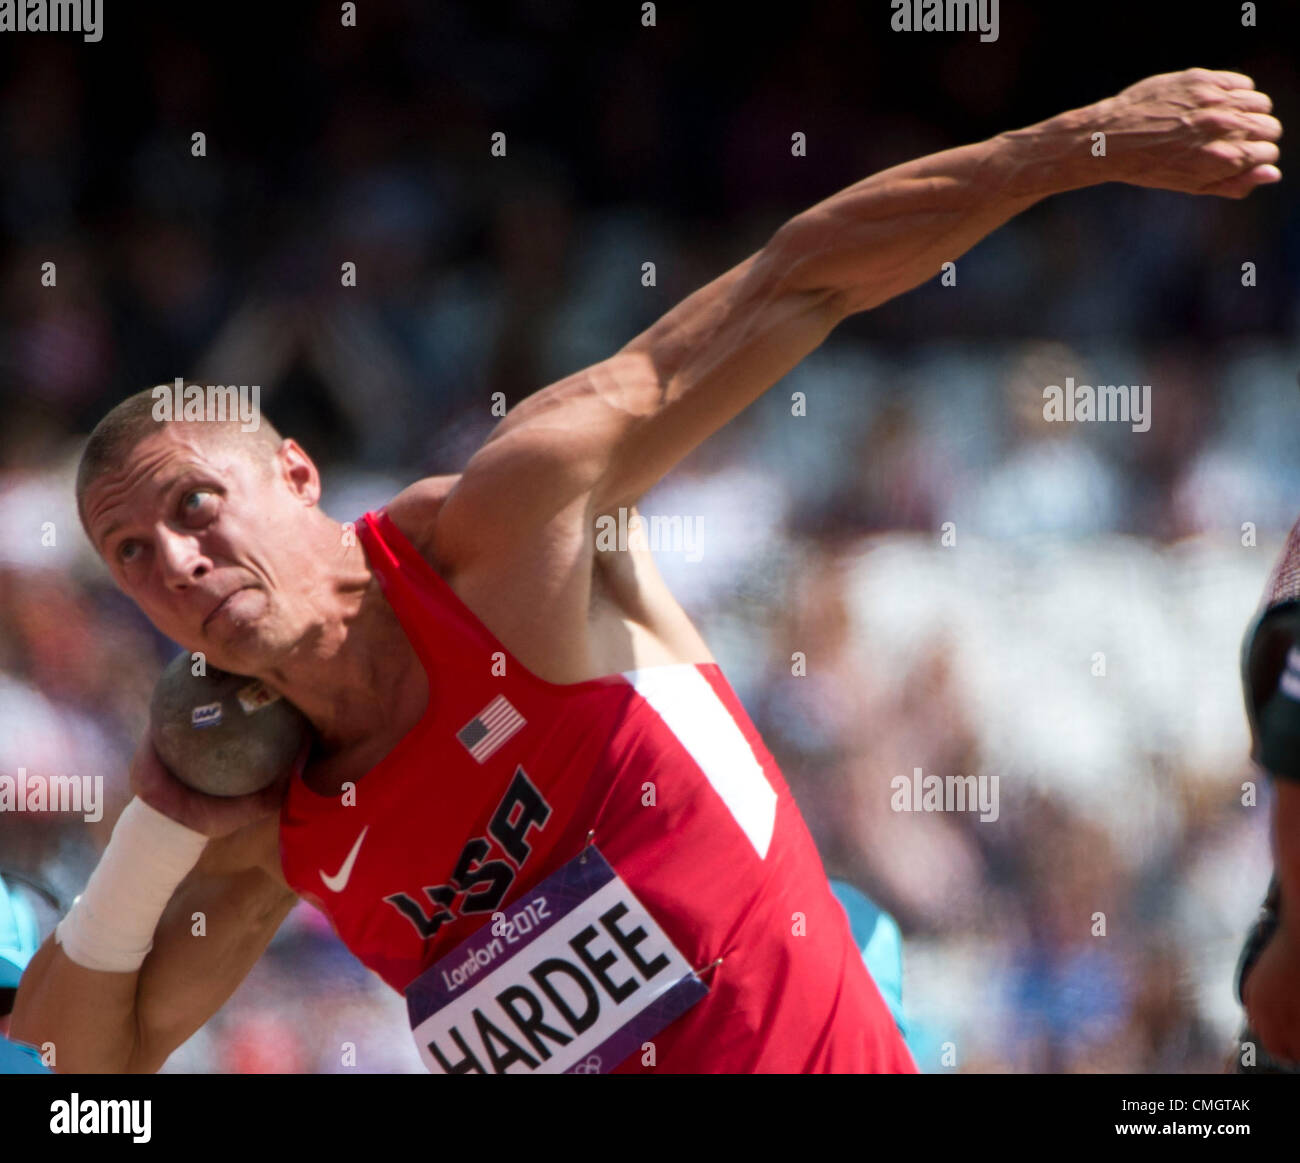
[205,622,278,674]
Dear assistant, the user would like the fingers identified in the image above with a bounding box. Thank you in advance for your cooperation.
[1179,68,1275,122]
[1198,163,1282,200]
[1202,138,1281,183]
[1204,101,1277,139]
[129,736,170,794]
[1195,95,1282,195]
[1188,67,1255,90]
[130,743,191,820]
[1181,73,1280,157]
[1226,110,1284,142]
[1236,138,1282,167]
[1230,88,1273,114]
[1199,110,1283,144]
[1242,111,1283,141]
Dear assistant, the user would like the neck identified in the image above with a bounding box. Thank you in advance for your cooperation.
[257,540,424,755]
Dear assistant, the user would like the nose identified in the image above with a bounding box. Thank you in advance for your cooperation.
[155,524,211,588]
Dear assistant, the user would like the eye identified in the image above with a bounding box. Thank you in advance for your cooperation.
[117,539,142,565]
[181,489,217,519]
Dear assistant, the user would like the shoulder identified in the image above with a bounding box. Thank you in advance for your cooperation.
[381,475,461,565]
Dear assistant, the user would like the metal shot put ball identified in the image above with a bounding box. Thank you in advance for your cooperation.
[149,653,312,797]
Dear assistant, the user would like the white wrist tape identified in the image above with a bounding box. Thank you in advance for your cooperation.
[55,797,208,973]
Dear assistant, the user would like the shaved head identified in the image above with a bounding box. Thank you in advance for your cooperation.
[75,386,344,674]
[76,386,284,535]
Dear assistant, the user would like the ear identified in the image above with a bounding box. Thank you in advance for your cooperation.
[275,439,321,507]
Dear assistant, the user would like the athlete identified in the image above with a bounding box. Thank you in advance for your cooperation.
[1238,513,1300,1069]
[11,69,1282,1074]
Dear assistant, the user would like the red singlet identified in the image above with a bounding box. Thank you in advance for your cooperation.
[279,508,917,1074]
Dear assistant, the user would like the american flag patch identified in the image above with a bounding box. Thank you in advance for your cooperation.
[457,695,526,763]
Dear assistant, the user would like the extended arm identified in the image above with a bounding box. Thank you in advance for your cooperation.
[440,67,1279,546]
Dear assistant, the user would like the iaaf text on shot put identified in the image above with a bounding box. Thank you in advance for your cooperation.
[0,1,1297,1103]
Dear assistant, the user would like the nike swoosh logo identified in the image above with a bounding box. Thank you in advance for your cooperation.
[320,826,369,893]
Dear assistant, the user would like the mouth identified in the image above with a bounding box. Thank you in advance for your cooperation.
[203,586,254,629]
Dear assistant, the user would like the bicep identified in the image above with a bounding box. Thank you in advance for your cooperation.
[601,266,842,507]
[132,858,295,1071]
[436,372,624,567]
[445,242,840,551]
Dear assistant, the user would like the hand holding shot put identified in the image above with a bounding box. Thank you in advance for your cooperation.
[10,68,1283,1075]
[129,730,291,844]
[148,651,312,797]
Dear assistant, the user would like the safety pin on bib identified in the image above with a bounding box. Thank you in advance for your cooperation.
[580,827,723,980]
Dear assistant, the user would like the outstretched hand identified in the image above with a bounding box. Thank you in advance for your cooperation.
[1090,68,1281,199]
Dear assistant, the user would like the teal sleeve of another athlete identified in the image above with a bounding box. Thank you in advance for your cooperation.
[861,911,906,1029]
[828,879,907,1038]
[0,1034,50,1074]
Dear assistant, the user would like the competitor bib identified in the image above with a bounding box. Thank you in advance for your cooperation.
[405,843,709,1074]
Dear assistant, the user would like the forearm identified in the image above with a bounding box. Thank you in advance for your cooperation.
[8,795,284,1074]
[130,868,296,1073]
[10,938,143,1073]
[771,104,1099,315]
[591,108,1094,502]
[11,868,294,1073]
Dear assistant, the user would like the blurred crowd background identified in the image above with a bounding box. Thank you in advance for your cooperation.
[2,0,1300,1073]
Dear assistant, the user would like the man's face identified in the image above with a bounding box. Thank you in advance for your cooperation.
[83,426,317,672]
